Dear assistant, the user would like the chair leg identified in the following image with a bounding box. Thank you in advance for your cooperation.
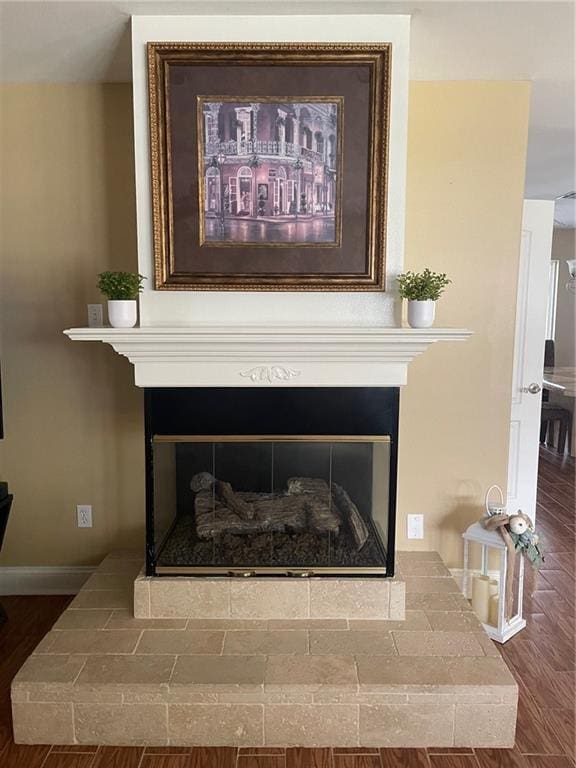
[540,419,548,444]
[557,420,567,454]
[546,420,555,448]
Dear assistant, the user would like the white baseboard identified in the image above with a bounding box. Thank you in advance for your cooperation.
[0,566,96,595]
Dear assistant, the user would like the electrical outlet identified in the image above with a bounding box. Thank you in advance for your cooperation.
[87,304,103,328]
[77,505,93,528]
[407,514,424,539]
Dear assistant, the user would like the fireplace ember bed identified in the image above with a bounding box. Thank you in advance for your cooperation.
[145,388,398,577]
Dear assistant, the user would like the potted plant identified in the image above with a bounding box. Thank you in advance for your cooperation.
[396,268,451,328]
[97,271,145,328]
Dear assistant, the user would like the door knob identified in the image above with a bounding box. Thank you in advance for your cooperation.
[525,382,541,394]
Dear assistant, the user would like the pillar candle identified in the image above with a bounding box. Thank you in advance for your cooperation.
[471,575,491,623]
[488,593,500,627]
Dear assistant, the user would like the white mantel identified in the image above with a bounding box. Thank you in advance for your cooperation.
[63,326,471,388]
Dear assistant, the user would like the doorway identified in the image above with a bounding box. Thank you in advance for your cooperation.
[507,200,555,523]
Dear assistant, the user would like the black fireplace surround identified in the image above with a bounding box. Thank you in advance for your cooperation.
[145,388,399,578]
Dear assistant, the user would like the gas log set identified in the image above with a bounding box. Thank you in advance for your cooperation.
[190,471,369,551]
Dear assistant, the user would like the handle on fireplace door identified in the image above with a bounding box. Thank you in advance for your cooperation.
[227,571,257,578]
[226,570,314,578]
[523,382,542,394]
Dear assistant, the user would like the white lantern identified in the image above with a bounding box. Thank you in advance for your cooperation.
[462,520,526,644]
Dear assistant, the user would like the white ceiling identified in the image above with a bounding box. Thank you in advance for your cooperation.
[1,0,574,225]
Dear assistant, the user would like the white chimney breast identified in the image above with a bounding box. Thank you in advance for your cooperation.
[130,14,411,328]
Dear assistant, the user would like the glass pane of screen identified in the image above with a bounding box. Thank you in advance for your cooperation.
[152,436,390,574]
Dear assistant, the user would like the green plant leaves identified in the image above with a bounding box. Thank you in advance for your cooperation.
[396,268,451,301]
[97,271,146,300]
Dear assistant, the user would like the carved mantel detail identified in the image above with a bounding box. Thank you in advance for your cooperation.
[240,366,301,383]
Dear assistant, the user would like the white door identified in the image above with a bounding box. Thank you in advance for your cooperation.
[507,200,555,521]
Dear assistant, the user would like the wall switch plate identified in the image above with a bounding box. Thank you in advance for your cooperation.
[87,304,103,328]
[77,505,93,528]
[407,514,424,539]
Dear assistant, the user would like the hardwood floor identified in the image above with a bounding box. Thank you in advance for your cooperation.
[0,445,573,767]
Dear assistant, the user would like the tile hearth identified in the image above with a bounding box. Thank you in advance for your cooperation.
[11,551,518,749]
[134,572,406,621]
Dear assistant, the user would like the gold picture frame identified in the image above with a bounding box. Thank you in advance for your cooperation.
[148,42,391,291]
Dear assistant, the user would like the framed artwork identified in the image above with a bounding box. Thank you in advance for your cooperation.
[148,42,391,291]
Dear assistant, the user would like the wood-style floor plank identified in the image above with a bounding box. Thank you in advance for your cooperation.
[513,692,565,756]
[333,756,381,768]
[522,622,574,672]
[41,753,96,768]
[523,757,575,768]
[0,742,51,768]
[237,756,286,768]
[543,708,576,758]
[473,748,528,767]
[0,596,73,640]
[188,746,237,767]
[285,747,332,768]
[542,552,574,574]
[0,721,12,753]
[91,746,144,768]
[139,755,194,768]
[428,756,479,768]
[380,747,430,766]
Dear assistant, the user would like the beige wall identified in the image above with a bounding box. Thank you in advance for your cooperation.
[397,82,530,566]
[0,81,530,568]
[0,85,144,566]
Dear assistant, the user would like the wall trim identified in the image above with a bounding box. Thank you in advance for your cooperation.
[0,566,96,595]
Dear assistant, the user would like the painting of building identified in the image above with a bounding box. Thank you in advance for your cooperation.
[199,98,341,245]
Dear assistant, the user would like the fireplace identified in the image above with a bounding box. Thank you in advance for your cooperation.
[145,387,398,577]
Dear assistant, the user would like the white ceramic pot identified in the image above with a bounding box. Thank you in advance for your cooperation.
[407,299,436,328]
[107,300,137,328]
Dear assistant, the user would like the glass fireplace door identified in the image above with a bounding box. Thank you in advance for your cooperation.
[152,436,391,576]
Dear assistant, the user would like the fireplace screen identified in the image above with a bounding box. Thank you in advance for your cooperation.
[151,436,391,575]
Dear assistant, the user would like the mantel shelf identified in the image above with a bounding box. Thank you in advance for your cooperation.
[63,325,472,387]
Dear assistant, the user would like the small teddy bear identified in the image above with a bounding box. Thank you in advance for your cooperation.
[507,510,543,567]
[481,509,543,567]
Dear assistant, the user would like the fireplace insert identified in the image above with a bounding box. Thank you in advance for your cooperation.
[145,388,398,577]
